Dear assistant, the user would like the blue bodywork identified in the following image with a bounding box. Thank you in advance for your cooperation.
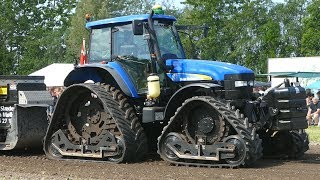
[64,62,139,98]
[73,14,254,98]
[86,14,176,29]
[65,59,253,98]
[107,62,139,97]
[165,59,254,82]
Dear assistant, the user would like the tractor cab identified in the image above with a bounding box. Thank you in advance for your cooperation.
[84,10,186,94]
[86,13,185,64]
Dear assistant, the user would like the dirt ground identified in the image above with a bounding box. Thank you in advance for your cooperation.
[0,145,319,180]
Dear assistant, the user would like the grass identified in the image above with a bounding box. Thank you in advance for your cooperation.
[306,126,320,144]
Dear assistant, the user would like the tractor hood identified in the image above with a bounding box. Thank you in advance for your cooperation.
[165,59,254,82]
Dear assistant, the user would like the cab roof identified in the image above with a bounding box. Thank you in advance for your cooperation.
[86,14,176,29]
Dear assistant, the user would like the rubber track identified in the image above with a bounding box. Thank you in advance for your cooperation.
[45,83,148,162]
[101,84,148,162]
[157,96,263,168]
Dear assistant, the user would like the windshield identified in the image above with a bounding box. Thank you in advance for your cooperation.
[89,28,111,62]
[88,23,151,63]
[154,23,185,60]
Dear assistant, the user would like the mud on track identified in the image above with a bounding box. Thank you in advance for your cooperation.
[0,145,319,179]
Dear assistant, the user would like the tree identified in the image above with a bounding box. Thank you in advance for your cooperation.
[0,1,20,74]
[179,0,310,73]
[16,0,77,74]
[0,44,14,75]
[301,0,320,56]
[0,0,77,75]
[180,0,274,72]
[160,0,183,18]
[272,0,308,57]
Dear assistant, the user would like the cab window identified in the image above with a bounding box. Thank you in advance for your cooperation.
[89,27,111,62]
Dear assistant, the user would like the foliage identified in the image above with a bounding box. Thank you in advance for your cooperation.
[301,0,320,56]
[180,0,310,73]
[0,0,77,75]
[0,44,14,75]
[160,0,184,18]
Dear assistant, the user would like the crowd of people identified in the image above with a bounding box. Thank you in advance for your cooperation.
[306,89,320,127]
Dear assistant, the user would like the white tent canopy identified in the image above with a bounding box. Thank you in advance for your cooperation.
[29,63,74,87]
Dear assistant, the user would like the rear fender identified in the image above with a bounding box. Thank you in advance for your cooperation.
[164,83,221,120]
[64,63,139,98]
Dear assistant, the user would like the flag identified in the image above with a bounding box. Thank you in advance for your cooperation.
[80,38,87,65]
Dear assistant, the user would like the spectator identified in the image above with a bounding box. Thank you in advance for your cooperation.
[306,91,314,108]
[317,91,320,99]
[306,97,320,126]
[48,87,63,116]
[53,87,63,98]
[306,89,312,94]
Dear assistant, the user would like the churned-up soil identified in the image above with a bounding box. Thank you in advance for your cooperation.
[0,145,319,180]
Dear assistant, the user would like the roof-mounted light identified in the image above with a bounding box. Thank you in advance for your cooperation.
[85,14,91,22]
[152,4,164,15]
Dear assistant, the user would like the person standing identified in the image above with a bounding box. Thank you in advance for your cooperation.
[306,97,320,126]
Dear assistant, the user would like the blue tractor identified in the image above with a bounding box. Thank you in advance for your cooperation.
[44,6,309,167]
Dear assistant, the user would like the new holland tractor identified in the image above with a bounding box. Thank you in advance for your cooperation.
[44,6,309,168]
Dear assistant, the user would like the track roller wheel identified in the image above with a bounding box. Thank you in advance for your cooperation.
[182,100,227,144]
[161,133,180,161]
[108,136,126,163]
[223,135,246,165]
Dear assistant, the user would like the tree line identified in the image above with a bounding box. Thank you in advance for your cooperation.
[0,0,319,75]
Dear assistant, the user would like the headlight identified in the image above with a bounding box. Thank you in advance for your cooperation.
[234,81,253,87]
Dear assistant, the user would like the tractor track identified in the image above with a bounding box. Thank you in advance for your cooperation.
[158,96,262,168]
[44,83,147,163]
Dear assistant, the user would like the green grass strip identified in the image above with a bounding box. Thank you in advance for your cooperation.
[306,126,320,144]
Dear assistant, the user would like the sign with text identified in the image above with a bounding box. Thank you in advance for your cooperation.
[0,105,14,126]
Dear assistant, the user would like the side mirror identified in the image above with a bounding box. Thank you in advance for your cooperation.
[132,20,143,35]
[203,24,209,38]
